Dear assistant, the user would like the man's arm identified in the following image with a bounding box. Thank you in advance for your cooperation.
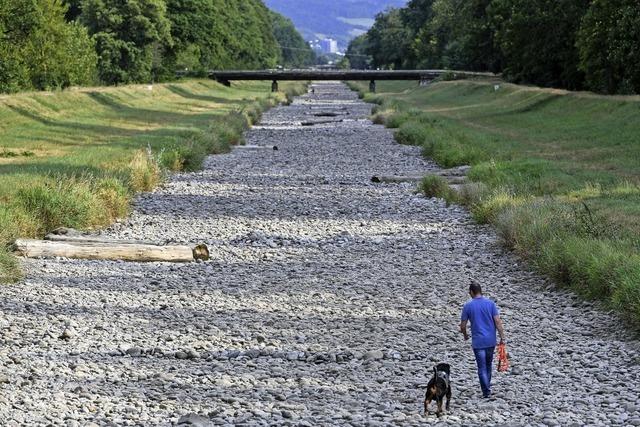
[494,315,505,343]
[460,320,469,341]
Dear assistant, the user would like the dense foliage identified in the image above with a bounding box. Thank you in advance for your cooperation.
[81,0,173,84]
[0,0,96,92]
[577,0,640,94]
[270,11,314,68]
[162,0,281,77]
[0,0,308,92]
[350,0,640,94]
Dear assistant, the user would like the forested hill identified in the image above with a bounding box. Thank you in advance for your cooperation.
[264,0,407,48]
[0,0,313,93]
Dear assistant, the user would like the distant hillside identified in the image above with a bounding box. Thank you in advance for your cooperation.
[263,0,407,49]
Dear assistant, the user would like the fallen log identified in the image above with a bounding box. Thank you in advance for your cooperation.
[14,239,209,263]
[300,119,343,126]
[371,175,424,184]
[311,112,344,117]
[45,234,159,246]
[234,145,278,151]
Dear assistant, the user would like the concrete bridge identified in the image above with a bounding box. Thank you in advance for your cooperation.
[209,69,497,92]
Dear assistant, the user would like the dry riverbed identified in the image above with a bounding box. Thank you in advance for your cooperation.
[1,83,639,426]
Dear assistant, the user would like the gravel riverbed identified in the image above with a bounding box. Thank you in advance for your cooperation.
[2,82,639,426]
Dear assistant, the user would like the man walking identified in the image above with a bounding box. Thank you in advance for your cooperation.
[460,283,506,398]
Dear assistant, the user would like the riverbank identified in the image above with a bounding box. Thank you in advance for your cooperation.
[349,79,640,329]
[0,79,306,282]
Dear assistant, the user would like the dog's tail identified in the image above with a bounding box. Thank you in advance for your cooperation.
[433,366,437,377]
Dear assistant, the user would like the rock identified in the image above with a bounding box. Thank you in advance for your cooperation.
[126,347,142,357]
[177,413,213,426]
[363,350,384,361]
[59,329,75,340]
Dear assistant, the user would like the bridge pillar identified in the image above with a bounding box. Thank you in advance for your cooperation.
[271,80,279,93]
[369,80,376,93]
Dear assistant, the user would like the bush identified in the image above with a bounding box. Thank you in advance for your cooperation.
[0,248,21,284]
[395,121,430,146]
[458,181,490,207]
[15,178,100,235]
[385,113,408,129]
[95,178,130,222]
[420,175,458,204]
[129,148,162,192]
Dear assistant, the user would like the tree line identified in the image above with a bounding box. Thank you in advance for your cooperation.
[0,0,314,93]
[347,0,640,94]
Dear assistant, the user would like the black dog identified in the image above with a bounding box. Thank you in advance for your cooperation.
[424,363,451,416]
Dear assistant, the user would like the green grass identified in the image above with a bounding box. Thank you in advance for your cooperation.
[0,79,307,282]
[351,79,640,330]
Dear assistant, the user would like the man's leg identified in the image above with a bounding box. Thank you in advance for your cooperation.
[473,348,491,397]
[485,346,495,396]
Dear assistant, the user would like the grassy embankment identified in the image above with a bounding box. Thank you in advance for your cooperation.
[350,80,640,329]
[0,79,306,282]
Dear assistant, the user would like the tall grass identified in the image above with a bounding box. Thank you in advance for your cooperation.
[354,79,640,329]
[0,79,307,282]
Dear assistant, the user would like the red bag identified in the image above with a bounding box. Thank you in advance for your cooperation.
[497,343,510,372]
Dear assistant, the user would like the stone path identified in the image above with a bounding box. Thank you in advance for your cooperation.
[1,82,639,426]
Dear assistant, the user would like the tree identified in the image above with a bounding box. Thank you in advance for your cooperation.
[270,11,314,68]
[163,0,280,75]
[0,0,37,92]
[62,0,82,21]
[0,0,96,92]
[81,0,173,84]
[414,0,501,71]
[399,0,435,68]
[490,0,589,89]
[346,34,371,69]
[365,8,412,69]
[577,0,640,94]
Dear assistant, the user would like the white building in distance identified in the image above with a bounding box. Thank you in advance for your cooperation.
[320,38,338,54]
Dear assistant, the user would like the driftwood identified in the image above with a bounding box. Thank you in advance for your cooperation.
[371,175,424,184]
[300,119,343,127]
[311,112,346,117]
[45,233,159,246]
[371,166,471,185]
[235,145,278,151]
[14,239,209,263]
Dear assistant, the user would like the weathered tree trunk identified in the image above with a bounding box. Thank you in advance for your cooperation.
[235,145,278,151]
[14,239,209,263]
[45,234,159,246]
[371,175,424,184]
[300,119,343,126]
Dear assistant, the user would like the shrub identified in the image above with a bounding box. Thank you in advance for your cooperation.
[458,181,490,206]
[385,113,408,129]
[472,189,522,224]
[0,248,21,283]
[129,148,162,192]
[420,175,458,204]
[15,178,100,234]
[395,121,430,146]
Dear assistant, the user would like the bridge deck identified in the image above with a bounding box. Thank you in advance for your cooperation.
[209,69,497,82]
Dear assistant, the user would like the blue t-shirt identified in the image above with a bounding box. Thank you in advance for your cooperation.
[461,296,499,349]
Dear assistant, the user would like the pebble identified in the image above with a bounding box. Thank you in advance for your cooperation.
[0,82,638,426]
